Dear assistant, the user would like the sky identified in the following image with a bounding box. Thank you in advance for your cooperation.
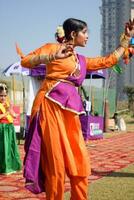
[0,0,102,70]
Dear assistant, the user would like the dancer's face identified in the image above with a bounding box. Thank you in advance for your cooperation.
[0,90,7,103]
[73,27,89,47]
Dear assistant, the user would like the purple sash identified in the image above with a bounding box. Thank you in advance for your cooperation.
[46,54,87,114]
[24,113,45,193]
[67,54,87,86]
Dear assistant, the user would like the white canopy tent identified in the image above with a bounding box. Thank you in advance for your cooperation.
[3,62,45,138]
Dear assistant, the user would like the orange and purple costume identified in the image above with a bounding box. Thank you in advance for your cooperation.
[21,43,117,200]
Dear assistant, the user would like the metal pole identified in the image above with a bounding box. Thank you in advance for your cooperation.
[12,75,15,104]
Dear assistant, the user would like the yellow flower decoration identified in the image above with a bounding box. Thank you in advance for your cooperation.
[56,26,65,38]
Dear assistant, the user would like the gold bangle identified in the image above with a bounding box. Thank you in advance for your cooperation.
[39,55,50,64]
[113,50,121,60]
[120,33,130,48]
[30,54,57,66]
[49,54,56,62]
[30,55,50,65]
[30,55,40,66]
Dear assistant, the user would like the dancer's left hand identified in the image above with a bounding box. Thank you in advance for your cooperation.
[125,19,134,37]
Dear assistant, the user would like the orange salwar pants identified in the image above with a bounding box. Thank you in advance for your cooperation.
[39,98,90,200]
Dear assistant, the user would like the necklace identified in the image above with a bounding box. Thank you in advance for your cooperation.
[71,52,80,77]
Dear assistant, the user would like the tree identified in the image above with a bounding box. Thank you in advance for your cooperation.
[123,85,134,116]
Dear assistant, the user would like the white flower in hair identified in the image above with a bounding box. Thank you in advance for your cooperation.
[0,83,6,87]
[56,26,65,38]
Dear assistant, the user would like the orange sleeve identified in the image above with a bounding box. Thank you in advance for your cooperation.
[85,53,118,71]
[21,43,58,69]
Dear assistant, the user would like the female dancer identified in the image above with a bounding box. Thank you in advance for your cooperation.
[21,18,134,200]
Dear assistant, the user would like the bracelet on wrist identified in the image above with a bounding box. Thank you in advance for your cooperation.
[30,53,57,66]
[113,46,126,60]
[39,55,50,64]
[113,50,121,60]
[120,33,130,48]
[49,54,56,62]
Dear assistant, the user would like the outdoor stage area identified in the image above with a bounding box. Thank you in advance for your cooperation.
[0,132,134,200]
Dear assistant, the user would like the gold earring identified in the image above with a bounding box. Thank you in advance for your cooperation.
[71,36,75,45]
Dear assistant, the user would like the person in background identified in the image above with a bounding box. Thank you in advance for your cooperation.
[113,112,127,131]
[83,96,91,115]
[112,112,120,130]
[20,18,134,200]
[0,83,22,174]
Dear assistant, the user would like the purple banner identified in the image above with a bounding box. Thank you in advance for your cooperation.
[80,115,104,140]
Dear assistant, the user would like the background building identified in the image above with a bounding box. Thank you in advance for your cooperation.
[100,0,134,101]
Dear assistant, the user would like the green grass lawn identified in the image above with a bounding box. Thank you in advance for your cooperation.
[89,164,134,200]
